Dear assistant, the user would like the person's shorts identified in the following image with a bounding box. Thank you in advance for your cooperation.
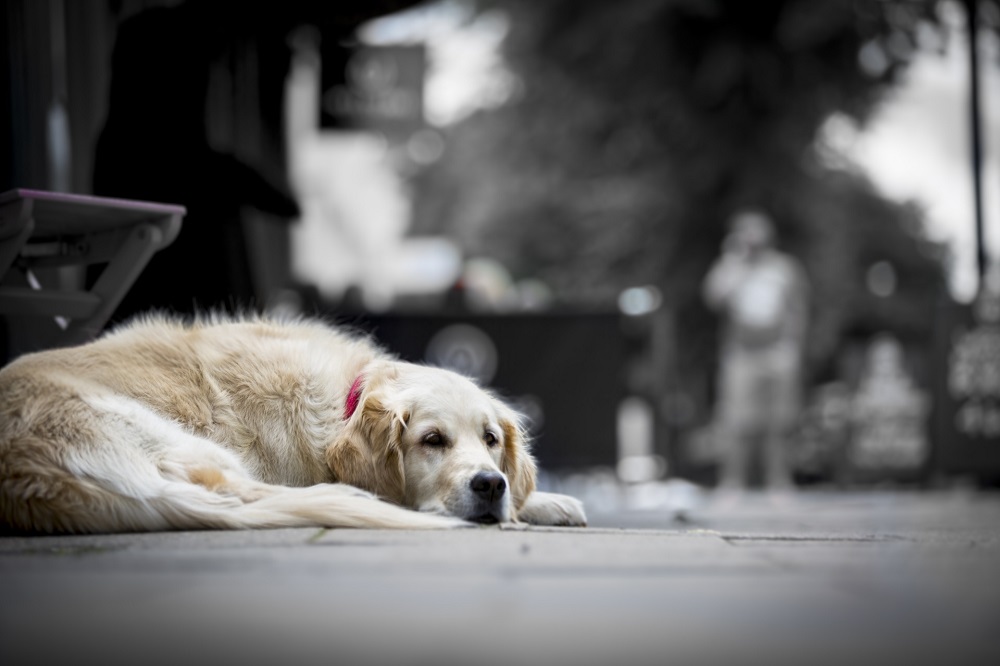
[716,344,802,431]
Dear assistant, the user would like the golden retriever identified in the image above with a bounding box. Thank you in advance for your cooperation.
[0,315,587,533]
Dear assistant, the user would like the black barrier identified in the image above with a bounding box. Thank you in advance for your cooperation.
[932,297,1000,480]
[341,312,627,471]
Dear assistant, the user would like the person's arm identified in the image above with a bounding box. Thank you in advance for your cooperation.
[702,252,745,311]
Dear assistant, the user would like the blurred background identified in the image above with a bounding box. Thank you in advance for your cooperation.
[2,0,999,499]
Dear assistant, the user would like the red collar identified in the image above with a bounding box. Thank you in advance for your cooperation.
[344,375,364,420]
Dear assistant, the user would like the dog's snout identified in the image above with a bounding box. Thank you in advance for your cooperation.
[470,471,506,502]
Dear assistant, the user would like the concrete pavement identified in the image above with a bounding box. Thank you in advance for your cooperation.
[2,486,999,666]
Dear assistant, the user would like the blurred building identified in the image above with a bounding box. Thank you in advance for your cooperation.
[286,34,461,310]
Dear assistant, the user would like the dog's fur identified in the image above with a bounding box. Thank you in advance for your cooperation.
[0,315,586,533]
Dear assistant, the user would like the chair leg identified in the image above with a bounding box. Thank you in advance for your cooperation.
[65,223,164,345]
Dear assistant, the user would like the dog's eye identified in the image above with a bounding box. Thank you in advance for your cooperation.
[483,431,498,447]
[422,432,444,446]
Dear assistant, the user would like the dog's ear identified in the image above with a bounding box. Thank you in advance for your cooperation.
[325,370,406,504]
[497,404,537,513]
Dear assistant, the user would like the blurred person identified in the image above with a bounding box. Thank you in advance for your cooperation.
[92,3,299,320]
[702,209,809,501]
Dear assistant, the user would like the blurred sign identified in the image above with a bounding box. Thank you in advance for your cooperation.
[321,44,426,139]
[949,310,1000,439]
[933,285,1000,477]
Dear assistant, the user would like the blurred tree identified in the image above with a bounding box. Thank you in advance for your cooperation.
[412,0,978,401]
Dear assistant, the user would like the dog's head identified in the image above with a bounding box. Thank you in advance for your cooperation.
[325,360,537,524]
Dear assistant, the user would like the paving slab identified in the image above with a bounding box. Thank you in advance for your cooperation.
[2,490,999,666]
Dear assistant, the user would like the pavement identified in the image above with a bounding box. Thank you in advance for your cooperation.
[2,481,999,666]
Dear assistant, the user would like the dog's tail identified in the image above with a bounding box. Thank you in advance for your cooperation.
[150,480,468,532]
[2,470,466,534]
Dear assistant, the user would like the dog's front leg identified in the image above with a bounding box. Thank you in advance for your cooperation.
[517,491,587,527]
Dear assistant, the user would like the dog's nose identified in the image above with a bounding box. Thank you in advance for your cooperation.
[470,471,506,503]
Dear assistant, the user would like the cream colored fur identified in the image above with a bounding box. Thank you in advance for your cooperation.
[0,315,586,533]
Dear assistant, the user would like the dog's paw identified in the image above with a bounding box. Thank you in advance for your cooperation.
[516,491,587,527]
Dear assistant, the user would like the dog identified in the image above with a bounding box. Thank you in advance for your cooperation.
[0,315,587,533]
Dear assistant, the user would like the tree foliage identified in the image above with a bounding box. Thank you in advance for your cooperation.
[412,0,967,388]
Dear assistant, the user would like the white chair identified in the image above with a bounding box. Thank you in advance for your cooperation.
[0,188,185,358]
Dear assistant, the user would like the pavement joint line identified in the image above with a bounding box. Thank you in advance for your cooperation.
[722,534,913,543]
[0,543,119,557]
[517,526,721,537]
